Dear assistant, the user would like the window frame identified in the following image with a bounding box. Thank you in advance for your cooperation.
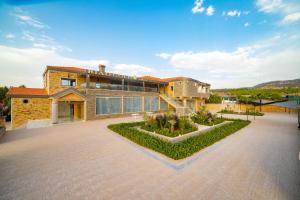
[61,78,76,87]
[95,96,122,116]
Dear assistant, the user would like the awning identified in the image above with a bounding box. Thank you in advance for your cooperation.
[270,100,299,109]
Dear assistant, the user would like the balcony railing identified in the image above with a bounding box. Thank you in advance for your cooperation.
[81,82,158,93]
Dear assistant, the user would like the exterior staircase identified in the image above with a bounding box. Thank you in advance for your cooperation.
[159,94,193,115]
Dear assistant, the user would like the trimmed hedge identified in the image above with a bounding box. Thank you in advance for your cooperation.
[108,119,250,160]
[218,110,264,116]
[141,123,197,137]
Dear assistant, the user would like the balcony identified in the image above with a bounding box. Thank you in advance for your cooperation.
[81,82,158,93]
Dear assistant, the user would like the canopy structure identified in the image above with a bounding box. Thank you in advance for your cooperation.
[271,100,299,109]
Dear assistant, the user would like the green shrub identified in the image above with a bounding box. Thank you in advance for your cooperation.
[206,94,222,104]
[218,109,264,116]
[141,113,197,137]
[191,106,225,126]
[108,119,250,160]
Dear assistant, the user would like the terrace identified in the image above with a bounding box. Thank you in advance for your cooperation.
[80,69,167,93]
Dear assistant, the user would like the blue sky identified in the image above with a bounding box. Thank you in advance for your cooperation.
[0,0,299,88]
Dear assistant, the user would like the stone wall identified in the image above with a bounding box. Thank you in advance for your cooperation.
[206,103,298,113]
[169,80,210,98]
[85,89,160,120]
[46,70,86,95]
[11,97,51,128]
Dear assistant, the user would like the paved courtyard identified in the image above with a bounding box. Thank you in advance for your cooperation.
[0,113,299,200]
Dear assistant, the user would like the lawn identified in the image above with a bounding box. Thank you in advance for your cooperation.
[108,119,250,160]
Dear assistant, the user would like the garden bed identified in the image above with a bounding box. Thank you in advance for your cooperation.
[136,120,232,143]
[140,123,197,137]
[218,110,264,116]
[108,119,250,160]
[141,113,197,137]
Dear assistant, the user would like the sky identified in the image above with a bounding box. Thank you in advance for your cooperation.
[0,0,299,89]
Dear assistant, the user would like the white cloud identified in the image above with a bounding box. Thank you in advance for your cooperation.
[156,34,300,88]
[281,12,300,24]
[191,0,214,16]
[155,53,171,59]
[192,0,205,14]
[5,33,15,39]
[256,0,300,25]
[206,6,215,16]
[22,31,72,52]
[244,22,250,27]
[227,10,241,17]
[111,64,153,76]
[256,0,284,13]
[15,14,48,29]
[0,45,108,87]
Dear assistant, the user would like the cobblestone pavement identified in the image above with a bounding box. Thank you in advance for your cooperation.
[0,113,299,200]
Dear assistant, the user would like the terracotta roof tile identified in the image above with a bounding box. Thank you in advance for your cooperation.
[8,87,48,97]
[47,66,86,73]
[139,76,164,82]
[162,77,187,82]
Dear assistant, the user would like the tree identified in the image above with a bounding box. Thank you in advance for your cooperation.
[206,94,222,104]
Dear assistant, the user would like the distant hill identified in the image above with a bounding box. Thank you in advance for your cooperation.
[253,79,300,88]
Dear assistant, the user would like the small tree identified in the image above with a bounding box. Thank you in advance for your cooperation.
[206,94,222,104]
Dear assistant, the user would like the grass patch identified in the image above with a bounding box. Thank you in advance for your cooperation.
[108,119,250,160]
[218,110,264,116]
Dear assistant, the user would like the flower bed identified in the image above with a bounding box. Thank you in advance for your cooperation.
[141,113,197,137]
[108,119,250,160]
[191,106,225,126]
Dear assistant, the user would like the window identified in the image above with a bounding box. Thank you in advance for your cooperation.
[145,96,158,112]
[160,98,168,110]
[61,78,76,86]
[171,86,174,91]
[124,96,142,113]
[96,96,121,115]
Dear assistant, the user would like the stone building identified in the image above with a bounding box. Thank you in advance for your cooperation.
[8,65,210,129]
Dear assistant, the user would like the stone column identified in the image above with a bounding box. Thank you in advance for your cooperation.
[83,101,87,121]
[86,74,90,88]
[158,96,161,111]
[142,96,145,112]
[52,99,58,124]
[183,99,187,107]
[143,82,145,92]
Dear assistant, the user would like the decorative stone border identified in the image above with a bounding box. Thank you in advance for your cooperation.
[135,121,233,143]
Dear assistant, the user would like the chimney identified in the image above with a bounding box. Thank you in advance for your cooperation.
[98,64,106,74]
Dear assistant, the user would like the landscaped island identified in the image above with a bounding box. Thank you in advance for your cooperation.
[108,111,250,160]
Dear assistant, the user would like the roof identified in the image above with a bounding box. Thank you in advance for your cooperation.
[139,76,164,82]
[271,100,299,109]
[44,66,87,75]
[162,76,187,82]
[8,87,48,97]
[139,76,210,85]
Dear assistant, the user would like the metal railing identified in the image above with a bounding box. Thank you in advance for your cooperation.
[81,82,158,92]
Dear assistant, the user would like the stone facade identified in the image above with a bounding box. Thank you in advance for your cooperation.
[11,97,51,128]
[10,66,210,128]
[44,70,86,95]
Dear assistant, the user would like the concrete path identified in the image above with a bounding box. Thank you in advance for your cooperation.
[0,113,299,200]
